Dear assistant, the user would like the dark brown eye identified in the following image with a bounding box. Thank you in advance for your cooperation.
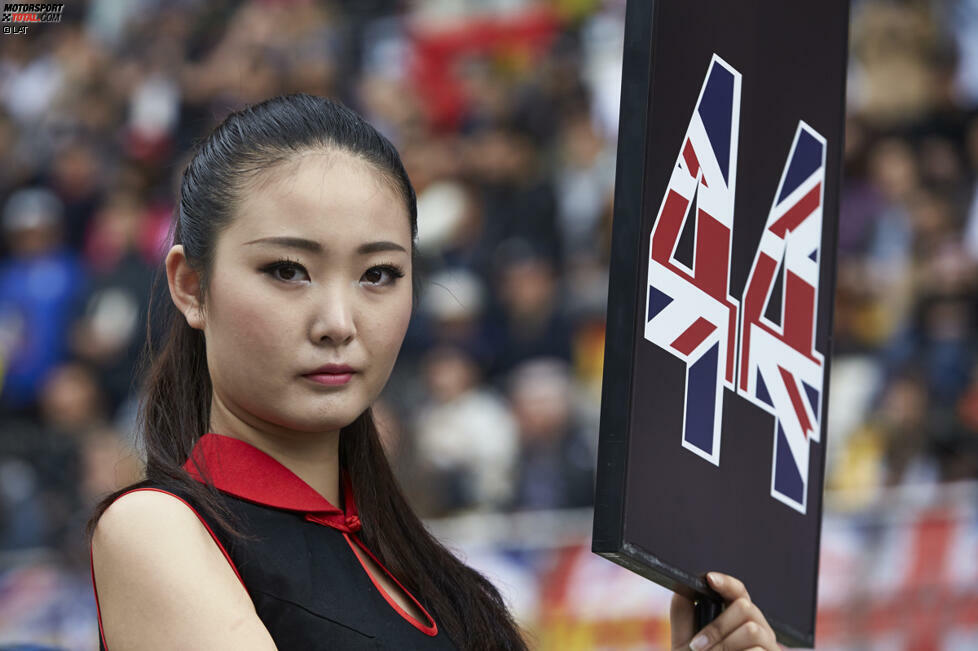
[364,268,382,283]
[278,266,297,280]
[261,259,309,283]
[362,264,405,287]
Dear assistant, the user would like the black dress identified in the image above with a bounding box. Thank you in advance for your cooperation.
[91,432,458,650]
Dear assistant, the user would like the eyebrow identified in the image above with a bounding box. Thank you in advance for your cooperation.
[242,236,407,255]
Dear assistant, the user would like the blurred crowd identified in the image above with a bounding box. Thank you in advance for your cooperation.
[0,0,976,604]
[0,0,620,576]
[828,0,978,505]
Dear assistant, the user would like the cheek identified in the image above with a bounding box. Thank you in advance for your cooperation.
[389,292,413,342]
[388,290,414,349]
[206,277,292,380]
[366,291,413,369]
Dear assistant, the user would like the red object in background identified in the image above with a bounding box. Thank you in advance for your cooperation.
[83,200,174,272]
[123,128,173,166]
[138,202,176,265]
[407,6,563,131]
[815,505,978,649]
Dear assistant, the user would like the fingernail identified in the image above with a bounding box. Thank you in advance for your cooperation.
[689,634,709,651]
[708,572,723,587]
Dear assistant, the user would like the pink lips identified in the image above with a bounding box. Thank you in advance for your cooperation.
[304,373,353,386]
[302,363,356,386]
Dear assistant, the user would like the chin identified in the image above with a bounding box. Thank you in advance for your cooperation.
[283,407,367,433]
[260,383,379,432]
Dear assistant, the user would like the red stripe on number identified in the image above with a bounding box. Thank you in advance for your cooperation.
[769,183,821,237]
[670,317,717,356]
[778,365,812,438]
[651,190,690,265]
[694,210,730,300]
[682,140,700,178]
[783,271,816,353]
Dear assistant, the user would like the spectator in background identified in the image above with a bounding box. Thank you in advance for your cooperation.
[33,360,140,564]
[484,238,574,382]
[863,138,918,344]
[835,136,920,355]
[0,187,87,416]
[828,365,934,508]
[415,179,498,282]
[907,191,977,407]
[1,361,103,556]
[959,111,978,260]
[953,359,978,479]
[411,267,493,365]
[38,361,107,434]
[553,108,616,262]
[412,343,518,516]
[849,0,944,126]
[0,107,35,191]
[47,139,105,252]
[469,125,564,266]
[70,190,156,414]
[506,357,594,511]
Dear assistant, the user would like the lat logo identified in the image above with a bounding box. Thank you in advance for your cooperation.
[644,53,826,515]
[2,3,64,34]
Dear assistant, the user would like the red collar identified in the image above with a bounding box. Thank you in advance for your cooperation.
[182,432,361,533]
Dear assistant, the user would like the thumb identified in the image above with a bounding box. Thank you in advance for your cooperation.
[669,592,696,649]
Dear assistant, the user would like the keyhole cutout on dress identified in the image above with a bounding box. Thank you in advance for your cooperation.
[345,534,432,629]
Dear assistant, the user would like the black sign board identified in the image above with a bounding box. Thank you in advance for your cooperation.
[591,1,850,646]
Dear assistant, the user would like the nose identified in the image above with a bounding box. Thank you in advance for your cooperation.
[310,280,357,346]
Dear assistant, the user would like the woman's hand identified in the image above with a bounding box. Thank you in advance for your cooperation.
[669,572,780,651]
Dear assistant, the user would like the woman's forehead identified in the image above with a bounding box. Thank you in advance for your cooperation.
[228,150,411,247]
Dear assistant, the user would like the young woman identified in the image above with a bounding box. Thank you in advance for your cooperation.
[88,94,781,651]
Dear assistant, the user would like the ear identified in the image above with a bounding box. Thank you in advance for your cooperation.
[165,245,205,331]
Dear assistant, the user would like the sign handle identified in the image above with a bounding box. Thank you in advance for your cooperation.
[694,596,724,632]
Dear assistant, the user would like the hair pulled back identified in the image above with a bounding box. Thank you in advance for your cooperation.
[89,94,528,650]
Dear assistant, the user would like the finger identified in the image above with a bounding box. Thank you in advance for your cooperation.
[686,596,760,650]
[706,572,750,604]
[670,592,696,649]
[711,620,777,651]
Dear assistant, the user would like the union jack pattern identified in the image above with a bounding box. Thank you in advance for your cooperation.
[645,54,741,466]
[644,53,828,515]
[739,122,827,514]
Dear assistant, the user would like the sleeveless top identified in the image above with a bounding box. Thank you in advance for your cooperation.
[91,433,459,650]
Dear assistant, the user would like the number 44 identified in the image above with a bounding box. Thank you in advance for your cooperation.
[644,54,827,515]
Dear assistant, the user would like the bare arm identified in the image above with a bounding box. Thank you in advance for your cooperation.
[92,490,278,650]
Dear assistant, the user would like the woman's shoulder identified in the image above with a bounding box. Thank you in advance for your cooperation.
[91,484,275,649]
[92,484,236,590]
[94,485,206,540]
[93,481,211,541]
[92,480,242,589]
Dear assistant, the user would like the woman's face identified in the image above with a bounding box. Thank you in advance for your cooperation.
[186,150,413,435]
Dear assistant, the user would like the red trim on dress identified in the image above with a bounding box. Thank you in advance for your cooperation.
[183,433,360,533]
[180,432,439,635]
[90,487,246,651]
[90,543,106,649]
[342,532,439,636]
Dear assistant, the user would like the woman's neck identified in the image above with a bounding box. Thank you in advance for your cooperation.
[208,399,343,507]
